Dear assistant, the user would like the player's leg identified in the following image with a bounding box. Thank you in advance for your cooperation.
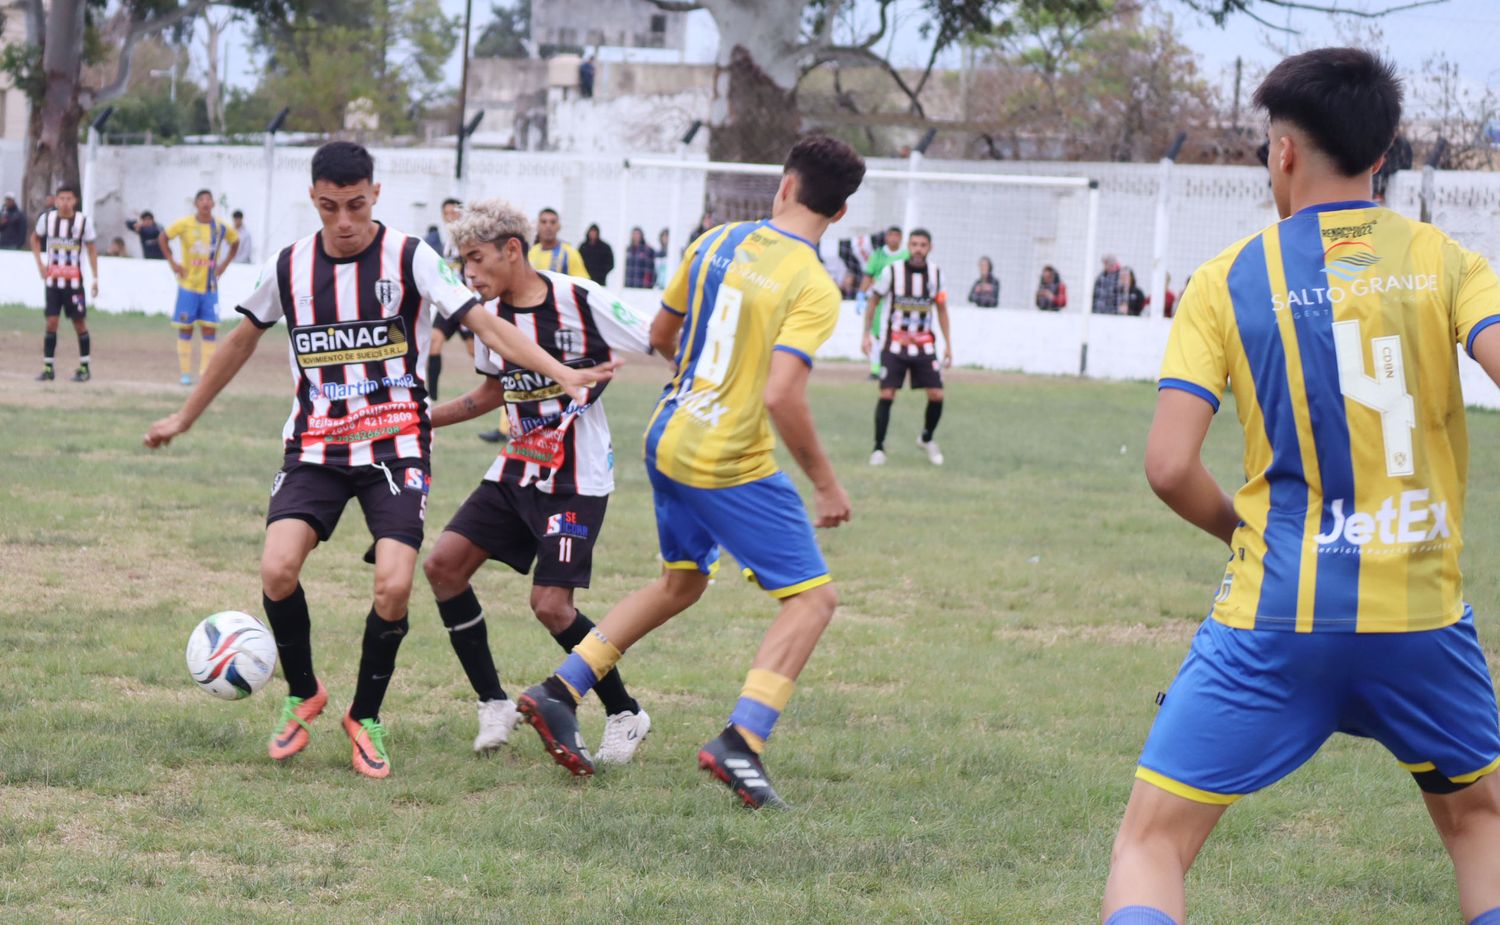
[67,297,90,381]
[1103,620,1342,921]
[1425,774,1500,922]
[173,289,197,385]
[915,355,945,464]
[871,350,903,465]
[197,292,219,376]
[38,293,61,380]
[1102,781,1225,924]
[429,325,448,400]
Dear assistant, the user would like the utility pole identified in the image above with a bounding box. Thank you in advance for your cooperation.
[455,0,474,185]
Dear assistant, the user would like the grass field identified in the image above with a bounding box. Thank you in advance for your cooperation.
[4,303,1500,924]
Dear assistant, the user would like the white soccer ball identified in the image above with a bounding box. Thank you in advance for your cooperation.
[185,611,278,700]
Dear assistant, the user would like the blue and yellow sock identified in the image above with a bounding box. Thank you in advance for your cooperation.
[199,324,217,373]
[1104,906,1178,925]
[176,326,194,375]
[553,629,621,703]
[728,668,795,754]
[1470,907,1500,925]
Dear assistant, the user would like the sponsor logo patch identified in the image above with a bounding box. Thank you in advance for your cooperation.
[545,512,591,539]
[374,277,401,310]
[403,468,430,494]
[293,319,408,367]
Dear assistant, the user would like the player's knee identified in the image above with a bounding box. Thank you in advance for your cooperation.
[529,590,575,633]
[422,549,455,588]
[373,574,414,620]
[260,554,301,600]
[878,389,896,400]
[927,389,944,401]
[660,569,709,609]
[798,582,839,623]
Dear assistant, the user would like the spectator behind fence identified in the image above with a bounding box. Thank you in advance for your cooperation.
[1036,264,1067,311]
[1091,255,1126,314]
[126,210,165,259]
[655,228,669,288]
[423,224,443,253]
[232,210,253,263]
[106,237,126,257]
[579,55,596,99]
[623,226,655,288]
[1161,273,1177,317]
[686,210,713,252]
[1123,266,1146,316]
[579,223,615,285]
[0,193,26,249]
[968,256,999,307]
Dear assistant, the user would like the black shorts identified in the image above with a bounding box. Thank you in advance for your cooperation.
[433,310,474,341]
[44,288,87,320]
[442,480,608,588]
[266,461,429,551]
[879,349,943,390]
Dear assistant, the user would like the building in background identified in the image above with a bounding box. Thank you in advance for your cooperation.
[531,0,688,54]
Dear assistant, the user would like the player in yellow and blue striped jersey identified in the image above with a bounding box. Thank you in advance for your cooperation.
[1102,49,1500,925]
[516,136,865,808]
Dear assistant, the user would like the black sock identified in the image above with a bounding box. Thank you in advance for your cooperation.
[263,585,318,699]
[874,397,893,451]
[438,586,505,702]
[43,331,57,364]
[922,399,944,442]
[349,609,409,722]
[428,353,443,401]
[553,611,638,715]
[77,330,90,366]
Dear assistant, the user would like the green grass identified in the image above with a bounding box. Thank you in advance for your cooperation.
[2,304,1499,923]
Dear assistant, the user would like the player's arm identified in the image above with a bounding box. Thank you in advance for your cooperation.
[144,319,268,447]
[432,377,505,428]
[30,223,43,278]
[161,232,183,278]
[1144,390,1237,545]
[218,239,239,277]
[935,293,952,367]
[765,352,849,528]
[650,307,684,358]
[86,239,99,297]
[462,307,617,405]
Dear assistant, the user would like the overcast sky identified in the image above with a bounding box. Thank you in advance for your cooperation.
[215,0,1500,107]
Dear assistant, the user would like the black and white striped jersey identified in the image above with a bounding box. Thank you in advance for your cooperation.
[874,260,946,357]
[472,270,653,496]
[35,210,95,290]
[235,222,478,468]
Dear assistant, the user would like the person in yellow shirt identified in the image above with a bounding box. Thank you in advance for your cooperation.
[527,208,587,278]
[162,189,238,385]
[516,136,866,809]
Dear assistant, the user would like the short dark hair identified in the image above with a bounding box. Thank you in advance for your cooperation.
[1253,47,1402,177]
[442,197,461,208]
[311,141,375,186]
[195,188,213,200]
[56,184,79,198]
[232,209,243,219]
[538,207,558,218]
[140,210,154,220]
[887,225,901,236]
[909,228,931,243]
[783,135,865,218]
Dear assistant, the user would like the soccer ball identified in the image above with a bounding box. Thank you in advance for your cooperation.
[186,611,278,700]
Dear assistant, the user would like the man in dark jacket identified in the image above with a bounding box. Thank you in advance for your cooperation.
[578,223,614,285]
[0,193,26,249]
[125,211,166,259]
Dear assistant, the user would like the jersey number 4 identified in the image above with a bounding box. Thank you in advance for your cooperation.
[1331,319,1416,478]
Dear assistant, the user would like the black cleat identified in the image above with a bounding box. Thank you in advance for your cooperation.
[697,727,788,809]
[518,681,594,777]
[476,429,507,444]
[36,367,55,381]
[70,366,90,382]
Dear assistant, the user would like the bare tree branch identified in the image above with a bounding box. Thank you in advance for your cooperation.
[806,44,925,118]
[641,0,705,11]
[91,0,211,105]
[816,0,844,49]
[1258,0,1447,16]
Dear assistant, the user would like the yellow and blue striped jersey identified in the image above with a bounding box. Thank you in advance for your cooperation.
[529,242,589,278]
[1161,201,1500,633]
[646,221,841,488]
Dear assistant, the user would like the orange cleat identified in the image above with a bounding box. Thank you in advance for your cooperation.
[267,681,328,761]
[342,713,392,779]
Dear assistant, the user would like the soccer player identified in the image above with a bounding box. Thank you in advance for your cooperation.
[861,228,951,466]
[162,189,239,385]
[529,208,588,278]
[516,135,864,808]
[143,141,615,780]
[421,198,657,761]
[31,184,97,382]
[860,226,907,377]
[1102,48,1500,925]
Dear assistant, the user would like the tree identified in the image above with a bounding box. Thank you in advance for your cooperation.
[473,0,531,59]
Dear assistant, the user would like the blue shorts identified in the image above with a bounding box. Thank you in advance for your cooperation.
[1138,608,1500,803]
[649,467,830,598]
[173,288,219,326]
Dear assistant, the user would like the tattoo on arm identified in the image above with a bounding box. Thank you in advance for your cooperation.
[462,396,477,415]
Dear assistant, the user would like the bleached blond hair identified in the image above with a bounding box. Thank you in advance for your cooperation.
[448,198,533,251]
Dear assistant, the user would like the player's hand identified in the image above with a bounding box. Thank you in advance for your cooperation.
[90,280,99,298]
[813,481,852,528]
[558,359,622,406]
[860,333,873,358]
[143,413,190,449]
[943,349,953,369]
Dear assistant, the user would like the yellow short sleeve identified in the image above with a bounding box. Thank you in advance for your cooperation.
[164,217,191,240]
[1158,277,1228,411]
[773,278,840,367]
[662,231,714,317]
[1453,246,1500,357]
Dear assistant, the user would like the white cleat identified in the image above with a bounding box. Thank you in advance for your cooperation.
[473,698,520,754]
[869,449,888,466]
[919,437,944,466]
[596,709,652,765]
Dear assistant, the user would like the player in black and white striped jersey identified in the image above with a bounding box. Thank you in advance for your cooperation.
[29,184,98,382]
[861,228,952,466]
[421,198,662,764]
[143,143,616,780]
